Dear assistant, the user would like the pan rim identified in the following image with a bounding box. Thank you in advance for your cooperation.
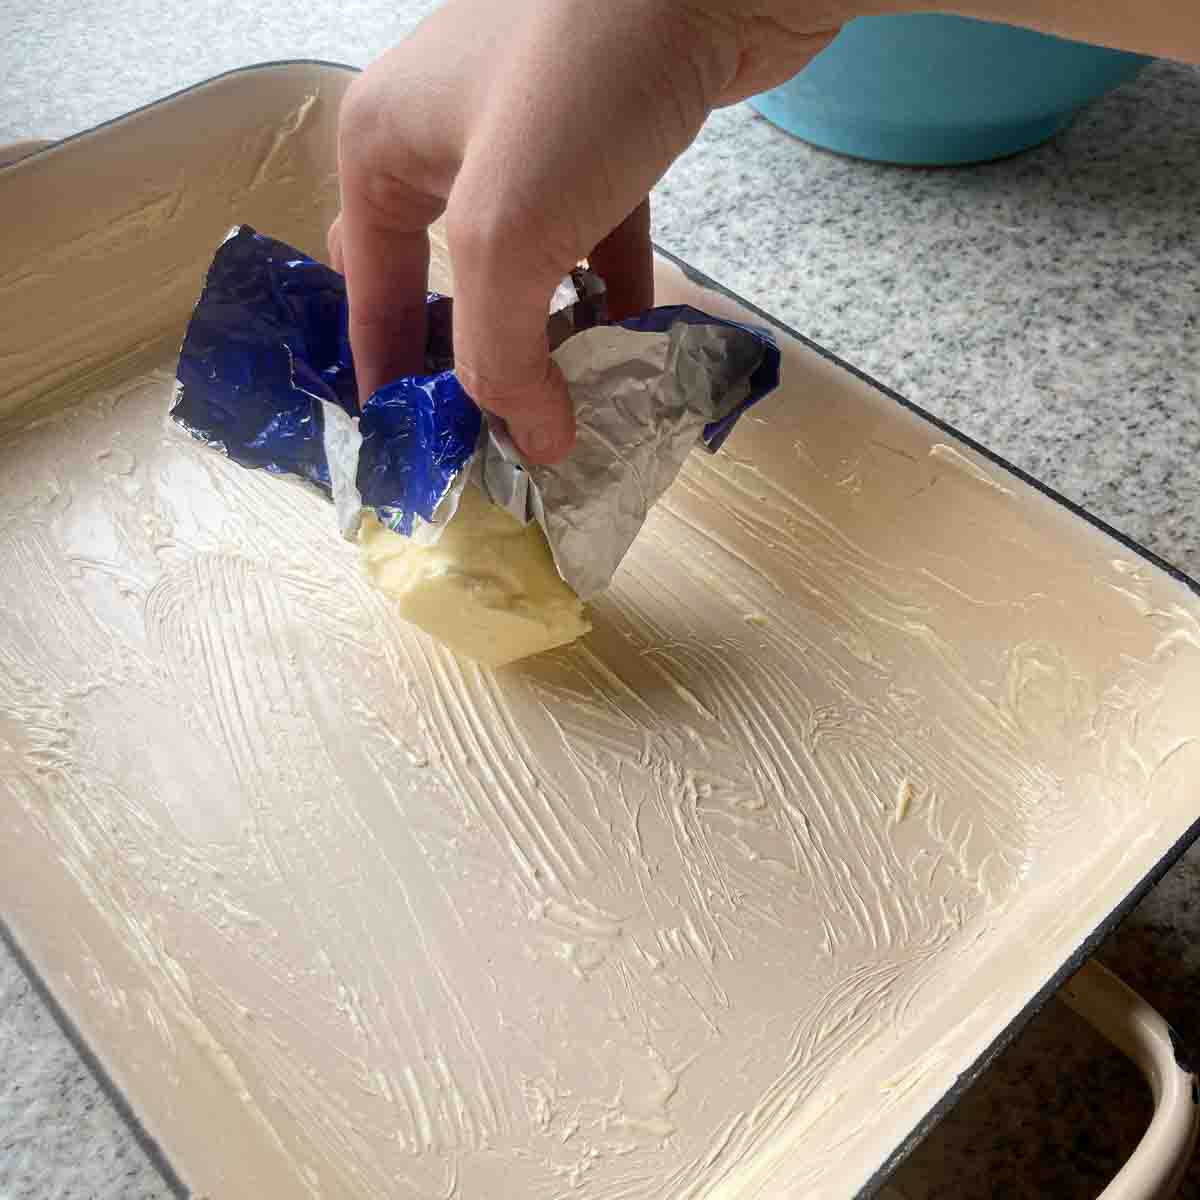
[3,60,1198,1200]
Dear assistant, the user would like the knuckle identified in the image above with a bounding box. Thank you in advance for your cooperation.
[347,301,394,333]
[360,171,445,232]
[446,172,573,282]
[337,75,384,157]
[443,193,505,277]
[455,359,561,430]
[339,77,445,232]
[350,294,427,333]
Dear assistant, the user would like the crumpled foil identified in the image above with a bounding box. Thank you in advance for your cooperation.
[171,226,781,599]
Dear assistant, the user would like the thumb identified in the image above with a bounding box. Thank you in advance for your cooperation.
[445,201,575,464]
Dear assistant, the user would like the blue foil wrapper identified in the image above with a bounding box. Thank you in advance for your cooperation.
[172,226,464,530]
[172,225,781,596]
[171,227,355,492]
[357,374,482,536]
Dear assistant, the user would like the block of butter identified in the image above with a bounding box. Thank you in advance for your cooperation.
[359,485,590,668]
[172,227,780,670]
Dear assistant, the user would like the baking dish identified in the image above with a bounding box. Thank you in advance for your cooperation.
[0,63,1196,1199]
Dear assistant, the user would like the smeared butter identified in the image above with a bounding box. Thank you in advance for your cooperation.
[359,486,590,667]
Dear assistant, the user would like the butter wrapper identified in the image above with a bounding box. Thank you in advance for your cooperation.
[171,226,780,598]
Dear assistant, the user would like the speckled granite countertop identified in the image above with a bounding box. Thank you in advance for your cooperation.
[2,4,1199,1196]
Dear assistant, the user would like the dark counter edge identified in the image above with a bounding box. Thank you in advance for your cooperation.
[3,64,1198,1200]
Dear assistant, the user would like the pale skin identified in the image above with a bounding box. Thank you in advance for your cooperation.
[328,0,1200,464]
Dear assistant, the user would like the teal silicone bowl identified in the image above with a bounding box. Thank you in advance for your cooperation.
[748,14,1150,166]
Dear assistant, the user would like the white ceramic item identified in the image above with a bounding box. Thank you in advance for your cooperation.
[0,65,1196,1199]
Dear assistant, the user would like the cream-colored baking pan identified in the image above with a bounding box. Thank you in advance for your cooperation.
[1,63,1197,1200]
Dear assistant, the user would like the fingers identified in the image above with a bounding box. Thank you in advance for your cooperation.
[337,39,574,461]
[337,76,448,405]
[446,196,576,463]
[442,2,717,462]
[337,173,441,403]
[589,198,654,321]
[334,0,723,462]
[339,212,434,403]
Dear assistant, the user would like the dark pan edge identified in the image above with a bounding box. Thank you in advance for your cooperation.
[0,59,361,170]
[655,242,1200,602]
[651,245,1200,1196]
[4,74,1198,1200]
[0,59,368,1200]
[0,915,191,1198]
[857,809,1200,1198]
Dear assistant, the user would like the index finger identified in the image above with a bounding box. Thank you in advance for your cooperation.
[337,91,448,405]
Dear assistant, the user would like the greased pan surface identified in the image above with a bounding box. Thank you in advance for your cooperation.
[1,63,1198,1200]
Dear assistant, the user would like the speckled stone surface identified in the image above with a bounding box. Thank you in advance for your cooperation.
[656,62,1200,582]
[2,6,1199,1196]
[0,935,175,1199]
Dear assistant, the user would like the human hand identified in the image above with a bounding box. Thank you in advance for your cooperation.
[329,0,844,462]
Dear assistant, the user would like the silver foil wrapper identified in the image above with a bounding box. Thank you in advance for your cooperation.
[328,269,774,600]
[480,321,766,598]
